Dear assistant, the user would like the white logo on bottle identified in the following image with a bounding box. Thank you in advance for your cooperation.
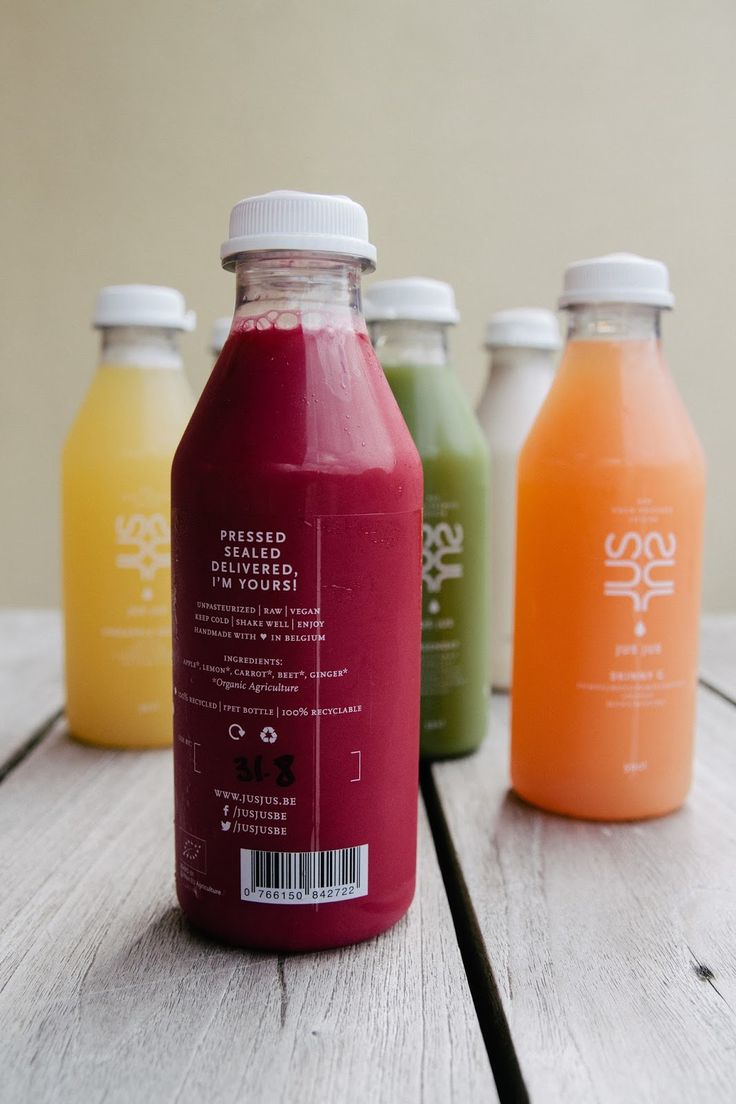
[115,513,171,581]
[423,522,464,593]
[603,531,676,636]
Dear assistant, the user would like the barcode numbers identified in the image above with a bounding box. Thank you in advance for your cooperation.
[240,845,368,905]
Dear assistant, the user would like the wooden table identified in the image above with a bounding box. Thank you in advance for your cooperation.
[2,610,734,1103]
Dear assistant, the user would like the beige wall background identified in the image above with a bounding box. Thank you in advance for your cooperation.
[1,0,734,610]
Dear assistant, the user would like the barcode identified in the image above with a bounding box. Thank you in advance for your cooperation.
[240,845,368,905]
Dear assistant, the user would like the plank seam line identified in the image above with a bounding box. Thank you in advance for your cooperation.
[698,676,736,708]
[0,708,63,785]
[420,764,530,1104]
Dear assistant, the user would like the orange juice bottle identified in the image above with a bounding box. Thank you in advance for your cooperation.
[62,285,195,747]
[511,254,705,820]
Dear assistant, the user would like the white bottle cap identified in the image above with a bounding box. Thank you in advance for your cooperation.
[363,278,460,324]
[210,317,231,355]
[485,308,560,350]
[221,190,376,270]
[93,285,196,330]
[558,252,674,309]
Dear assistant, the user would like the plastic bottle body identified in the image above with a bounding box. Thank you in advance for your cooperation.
[476,348,555,689]
[511,304,705,820]
[172,253,423,950]
[62,328,194,748]
[372,320,490,758]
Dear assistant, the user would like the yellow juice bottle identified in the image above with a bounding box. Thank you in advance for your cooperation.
[62,285,195,747]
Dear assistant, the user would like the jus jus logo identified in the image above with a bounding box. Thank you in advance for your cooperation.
[115,513,171,581]
[603,531,676,636]
[423,522,464,593]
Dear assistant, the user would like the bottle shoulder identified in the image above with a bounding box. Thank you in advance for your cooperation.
[64,367,193,458]
[476,368,555,453]
[519,409,706,484]
[382,362,488,461]
[520,347,704,474]
[173,333,424,513]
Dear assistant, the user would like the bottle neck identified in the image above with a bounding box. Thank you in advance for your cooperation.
[487,346,557,381]
[99,326,183,369]
[368,319,450,367]
[565,303,662,343]
[233,251,365,329]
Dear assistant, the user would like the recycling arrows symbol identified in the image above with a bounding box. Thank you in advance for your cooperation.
[227,723,278,743]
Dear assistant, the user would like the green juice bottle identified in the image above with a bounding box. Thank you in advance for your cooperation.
[366,278,490,757]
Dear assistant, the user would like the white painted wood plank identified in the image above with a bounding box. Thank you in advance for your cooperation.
[700,613,736,701]
[0,608,63,766]
[0,722,496,1104]
[433,689,736,1104]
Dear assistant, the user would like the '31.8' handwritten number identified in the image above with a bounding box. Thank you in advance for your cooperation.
[234,754,295,787]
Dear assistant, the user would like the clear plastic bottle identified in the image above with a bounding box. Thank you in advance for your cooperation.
[172,192,423,950]
[512,254,706,820]
[475,309,560,690]
[366,278,490,758]
[62,285,195,747]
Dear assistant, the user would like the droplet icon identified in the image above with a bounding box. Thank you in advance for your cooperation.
[634,620,646,637]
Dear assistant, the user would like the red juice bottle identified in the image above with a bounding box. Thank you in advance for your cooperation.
[172,191,423,950]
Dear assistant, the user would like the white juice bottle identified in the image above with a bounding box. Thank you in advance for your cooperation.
[209,316,231,359]
[475,308,560,689]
